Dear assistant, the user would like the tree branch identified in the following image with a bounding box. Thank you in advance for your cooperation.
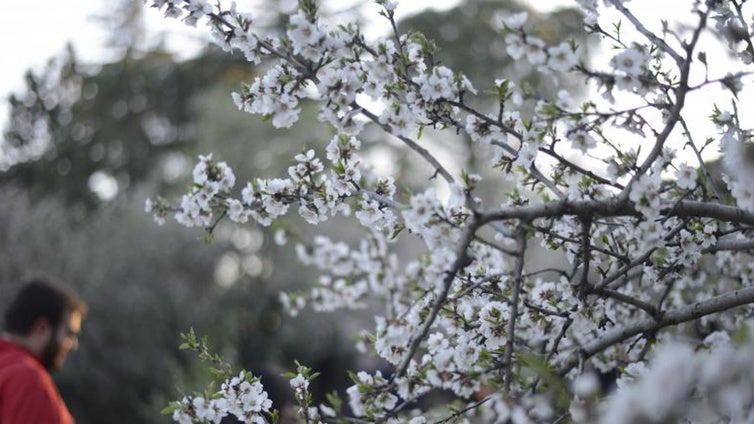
[617,7,707,203]
[357,105,455,184]
[392,217,481,380]
[591,286,660,318]
[557,285,754,375]
[479,199,754,227]
[704,238,754,253]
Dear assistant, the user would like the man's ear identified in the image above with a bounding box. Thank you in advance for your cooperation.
[29,317,53,338]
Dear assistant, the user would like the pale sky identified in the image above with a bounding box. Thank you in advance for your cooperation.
[0,0,101,129]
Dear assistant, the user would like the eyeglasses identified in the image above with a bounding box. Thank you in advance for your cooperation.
[64,328,80,340]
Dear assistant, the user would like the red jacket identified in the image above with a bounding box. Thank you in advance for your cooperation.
[0,339,74,424]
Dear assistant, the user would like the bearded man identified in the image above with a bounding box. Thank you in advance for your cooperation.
[0,280,87,423]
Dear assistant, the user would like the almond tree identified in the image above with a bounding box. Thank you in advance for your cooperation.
[144,0,754,422]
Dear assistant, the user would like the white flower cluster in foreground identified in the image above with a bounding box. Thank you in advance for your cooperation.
[143,0,754,422]
[172,371,272,424]
[597,330,754,423]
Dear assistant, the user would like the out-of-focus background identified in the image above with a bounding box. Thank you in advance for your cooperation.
[0,1,588,422]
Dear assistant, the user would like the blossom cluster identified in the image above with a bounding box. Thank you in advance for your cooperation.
[171,371,272,424]
[595,329,754,423]
[147,134,366,229]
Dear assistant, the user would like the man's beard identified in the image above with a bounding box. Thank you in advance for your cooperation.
[39,332,62,371]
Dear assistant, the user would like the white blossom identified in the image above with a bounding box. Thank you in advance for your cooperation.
[611,48,648,77]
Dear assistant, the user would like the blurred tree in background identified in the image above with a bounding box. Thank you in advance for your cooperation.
[0,47,242,211]
[400,1,586,90]
[0,0,586,422]
[0,187,229,421]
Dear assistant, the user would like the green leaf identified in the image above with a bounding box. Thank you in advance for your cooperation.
[160,404,179,415]
[268,409,280,424]
[326,391,343,412]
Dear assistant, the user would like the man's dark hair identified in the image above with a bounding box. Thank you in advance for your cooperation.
[4,279,87,335]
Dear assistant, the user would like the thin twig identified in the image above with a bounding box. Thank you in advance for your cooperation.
[504,224,527,391]
[591,287,660,318]
[678,116,726,202]
[605,0,684,66]
[357,105,455,184]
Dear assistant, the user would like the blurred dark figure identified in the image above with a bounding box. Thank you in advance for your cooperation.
[0,279,87,423]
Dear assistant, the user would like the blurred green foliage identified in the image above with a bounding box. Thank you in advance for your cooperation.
[1,47,247,211]
[400,1,588,91]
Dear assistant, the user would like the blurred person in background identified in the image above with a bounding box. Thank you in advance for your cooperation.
[0,279,87,424]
